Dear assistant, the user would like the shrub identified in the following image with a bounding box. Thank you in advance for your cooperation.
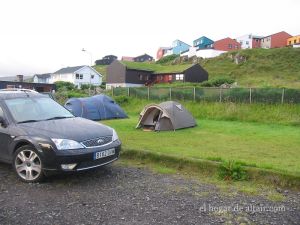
[54,81,75,91]
[201,77,235,87]
[218,160,247,181]
[114,95,130,105]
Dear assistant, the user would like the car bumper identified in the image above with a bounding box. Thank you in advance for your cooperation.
[41,140,121,172]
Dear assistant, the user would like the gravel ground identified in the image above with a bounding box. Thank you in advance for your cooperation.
[0,162,299,225]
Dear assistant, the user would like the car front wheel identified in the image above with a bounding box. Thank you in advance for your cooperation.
[13,145,44,183]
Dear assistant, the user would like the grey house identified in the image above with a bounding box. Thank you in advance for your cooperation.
[133,54,154,62]
[33,73,51,83]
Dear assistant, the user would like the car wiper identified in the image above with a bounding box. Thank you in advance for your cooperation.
[18,120,40,124]
[45,116,74,121]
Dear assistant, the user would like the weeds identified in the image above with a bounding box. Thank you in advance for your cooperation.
[218,160,248,181]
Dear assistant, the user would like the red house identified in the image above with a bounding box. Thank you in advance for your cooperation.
[156,47,171,60]
[213,37,241,51]
[261,31,292,49]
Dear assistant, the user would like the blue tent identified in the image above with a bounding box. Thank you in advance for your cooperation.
[64,94,128,120]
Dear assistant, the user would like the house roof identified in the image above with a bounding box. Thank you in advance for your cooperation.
[173,39,191,47]
[134,54,153,59]
[120,61,195,73]
[121,56,134,61]
[193,36,213,42]
[263,31,292,38]
[53,66,86,74]
[0,75,33,82]
[34,73,51,79]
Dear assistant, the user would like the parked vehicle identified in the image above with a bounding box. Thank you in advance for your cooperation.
[0,89,121,182]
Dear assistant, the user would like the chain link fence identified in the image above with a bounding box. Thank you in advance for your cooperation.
[111,87,300,104]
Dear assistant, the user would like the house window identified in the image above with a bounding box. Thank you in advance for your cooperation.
[294,40,297,44]
[139,74,143,80]
[80,74,83,79]
[76,74,79,79]
[228,44,232,49]
[168,75,172,81]
[246,41,249,45]
[91,75,95,79]
[146,75,149,80]
[176,74,184,81]
[289,41,292,45]
[235,45,239,49]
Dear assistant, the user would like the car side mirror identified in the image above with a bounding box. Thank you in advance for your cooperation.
[0,116,7,128]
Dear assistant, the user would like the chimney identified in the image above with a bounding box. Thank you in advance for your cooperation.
[16,75,24,82]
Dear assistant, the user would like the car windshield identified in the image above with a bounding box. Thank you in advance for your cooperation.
[4,97,74,123]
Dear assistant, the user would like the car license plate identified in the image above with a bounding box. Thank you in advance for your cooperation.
[94,148,115,160]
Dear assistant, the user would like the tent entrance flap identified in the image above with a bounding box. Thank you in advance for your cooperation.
[140,108,162,129]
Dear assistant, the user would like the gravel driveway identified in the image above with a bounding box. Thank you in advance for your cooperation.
[0,161,299,225]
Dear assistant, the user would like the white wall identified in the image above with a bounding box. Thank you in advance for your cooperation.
[196,49,227,58]
[50,73,74,84]
[236,34,253,49]
[74,66,102,86]
[49,66,102,87]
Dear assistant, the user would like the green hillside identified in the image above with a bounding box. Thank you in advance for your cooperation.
[202,48,300,88]
[94,48,300,88]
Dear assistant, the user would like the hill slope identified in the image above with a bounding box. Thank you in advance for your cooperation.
[94,48,300,88]
[202,48,300,88]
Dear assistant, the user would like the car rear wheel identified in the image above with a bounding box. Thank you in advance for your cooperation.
[13,145,44,183]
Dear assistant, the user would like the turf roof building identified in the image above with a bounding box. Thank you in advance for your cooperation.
[106,60,208,89]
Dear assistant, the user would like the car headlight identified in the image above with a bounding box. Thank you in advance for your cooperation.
[51,139,84,150]
[112,129,119,142]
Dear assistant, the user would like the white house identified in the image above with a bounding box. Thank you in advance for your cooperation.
[50,65,102,87]
[33,73,51,83]
[236,34,263,49]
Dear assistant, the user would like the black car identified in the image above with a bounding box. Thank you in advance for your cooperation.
[0,90,121,182]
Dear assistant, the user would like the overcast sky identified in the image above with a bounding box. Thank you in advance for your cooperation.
[0,0,299,76]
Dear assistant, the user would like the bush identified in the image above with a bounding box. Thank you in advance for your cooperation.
[218,160,247,181]
[156,54,179,64]
[114,95,130,105]
[201,77,235,87]
[54,81,75,91]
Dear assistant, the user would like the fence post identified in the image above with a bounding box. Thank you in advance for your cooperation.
[219,88,222,102]
[169,87,172,100]
[249,88,252,104]
[127,87,130,97]
[193,87,196,102]
[281,88,285,104]
[112,87,114,97]
[147,87,150,100]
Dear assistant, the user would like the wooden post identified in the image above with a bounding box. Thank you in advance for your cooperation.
[193,87,196,102]
[127,87,130,97]
[219,88,222,102]
[249,88,252,104]
[147,87,150,100]
[169,87,172,101]
[281,88,285,104]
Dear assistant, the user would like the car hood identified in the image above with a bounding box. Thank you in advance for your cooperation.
[17,117,113,142]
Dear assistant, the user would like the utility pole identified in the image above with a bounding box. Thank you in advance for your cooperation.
[82,48,93,96]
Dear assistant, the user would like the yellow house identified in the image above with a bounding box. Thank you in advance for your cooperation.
[287,35,300,46]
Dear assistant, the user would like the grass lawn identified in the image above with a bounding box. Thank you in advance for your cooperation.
[102,117,300,176]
